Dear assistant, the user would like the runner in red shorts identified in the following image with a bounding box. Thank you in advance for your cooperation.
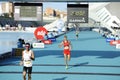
[59,35,72,69]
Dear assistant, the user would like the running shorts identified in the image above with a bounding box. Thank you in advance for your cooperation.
[63,49,70,55]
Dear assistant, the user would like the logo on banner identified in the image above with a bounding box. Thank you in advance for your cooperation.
[34,27,48,40]
[37,30,46,36]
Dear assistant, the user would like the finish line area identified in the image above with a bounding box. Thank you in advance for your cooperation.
[0,31,120,80]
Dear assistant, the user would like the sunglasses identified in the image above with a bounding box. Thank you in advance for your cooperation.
[25,45,30,47]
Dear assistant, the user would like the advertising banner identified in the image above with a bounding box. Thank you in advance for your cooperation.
[67,4,88,23]
[110,40,120,45]
[34,27,48,40]
[32,43,45,48]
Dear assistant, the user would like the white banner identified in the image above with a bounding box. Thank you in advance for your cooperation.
[32,43,44,48]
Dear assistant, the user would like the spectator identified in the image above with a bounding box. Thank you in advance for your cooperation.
[17,38,25,48]
[17,38,23,48]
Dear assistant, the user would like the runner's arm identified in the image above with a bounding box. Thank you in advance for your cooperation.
[31,51,35,60]
[59,41,63,48]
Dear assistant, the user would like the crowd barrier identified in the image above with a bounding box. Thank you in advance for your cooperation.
[0,52,11,60]
[12,48,24,56]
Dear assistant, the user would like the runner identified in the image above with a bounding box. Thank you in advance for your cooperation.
[75,30,79,40]
[20,43,35,80]
[75,24,80,40]
[59,35,72,69]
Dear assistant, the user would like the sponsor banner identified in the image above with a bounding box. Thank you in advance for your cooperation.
[116,44,120,49]
[34,27,48,40]
[106,38,115,42]
[48,38,56,42]
[110,40,120,45]
[42,40,52,44]
[32,43,44,48]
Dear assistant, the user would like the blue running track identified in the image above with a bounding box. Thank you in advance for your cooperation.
[0,31,120,80]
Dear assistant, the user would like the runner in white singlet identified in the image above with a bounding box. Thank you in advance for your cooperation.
[20,43,35,80]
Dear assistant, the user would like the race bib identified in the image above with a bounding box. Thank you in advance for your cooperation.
[24,60,31,64]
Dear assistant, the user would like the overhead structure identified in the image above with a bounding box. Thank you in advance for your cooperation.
[1,0,120,2]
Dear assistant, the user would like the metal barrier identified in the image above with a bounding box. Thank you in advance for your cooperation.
[0,52,12,60]
[12,48,24,56]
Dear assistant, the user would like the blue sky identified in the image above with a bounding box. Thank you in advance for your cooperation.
[43,2,67,12]
[0,2,67,13]
[0,2,77,12]
[0,2,75,14]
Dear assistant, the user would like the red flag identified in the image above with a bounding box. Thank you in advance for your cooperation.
[34,27,48,40]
